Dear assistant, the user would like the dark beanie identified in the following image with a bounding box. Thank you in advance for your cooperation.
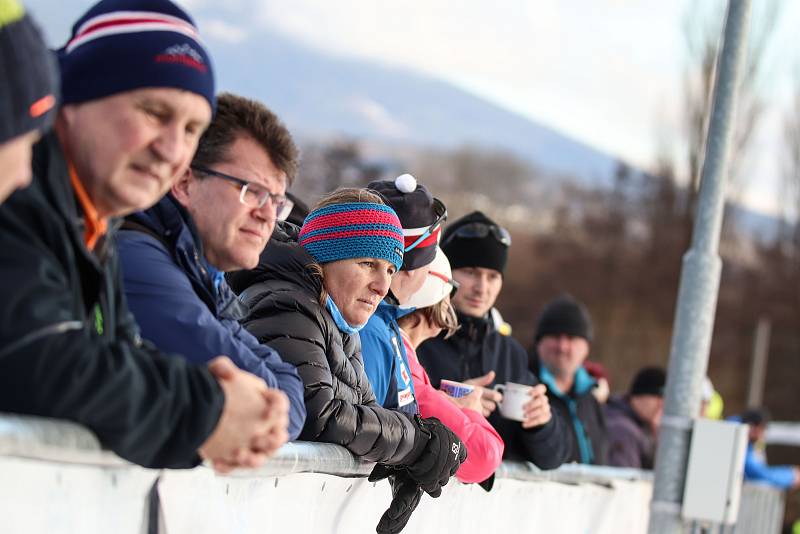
[740,407,770,426]
[367,174,443,271]
[534,294,593,342]
[0,0,59,144]
[629,367,666,397]
[441,211,508,274]
[57,0,215,112]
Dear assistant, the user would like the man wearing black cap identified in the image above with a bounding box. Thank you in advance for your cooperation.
[360,173,446,415]
[604,366,666,469]
[530,295,609,465]
[418,211,571,468]
[0,0,58,203]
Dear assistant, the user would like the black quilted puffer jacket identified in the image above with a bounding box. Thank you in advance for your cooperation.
[227,222,418,464]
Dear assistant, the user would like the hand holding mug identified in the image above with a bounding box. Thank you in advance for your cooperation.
[521,384,552,429]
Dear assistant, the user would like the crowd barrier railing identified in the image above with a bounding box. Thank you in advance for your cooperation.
[0,413,784,534]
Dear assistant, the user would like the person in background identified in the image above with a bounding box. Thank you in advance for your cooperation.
[700,376,724,419]
[604,366,665,469]
[283,191,308,226]
[117,93,306,443]
[0,0,283,472]
[397,247,504,487]
[0,0,58,203]
[360,174,444,416]
[736,408,800,490]
[418,211,570,469]
[583,360,611,405]
[228,189,466,534]
[530,295,609,465]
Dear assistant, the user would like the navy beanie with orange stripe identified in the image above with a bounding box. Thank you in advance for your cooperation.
[0,0,59,144]
[367,174,443,271]
[57,0,215,112]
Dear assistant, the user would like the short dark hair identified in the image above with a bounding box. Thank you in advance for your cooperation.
[192,92,298,185]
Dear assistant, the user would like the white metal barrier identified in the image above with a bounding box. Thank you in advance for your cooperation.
[0,414,783,534]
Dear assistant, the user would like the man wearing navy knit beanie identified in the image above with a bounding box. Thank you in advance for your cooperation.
[0,0,58,203]
[0,0,288,471]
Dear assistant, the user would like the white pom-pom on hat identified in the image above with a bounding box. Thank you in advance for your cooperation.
[394,173,417,194]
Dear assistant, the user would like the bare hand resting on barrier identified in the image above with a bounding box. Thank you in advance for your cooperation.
[463,371,503,417]
[199,356,290,473]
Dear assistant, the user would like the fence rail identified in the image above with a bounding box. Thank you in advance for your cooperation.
[0,413,784,534]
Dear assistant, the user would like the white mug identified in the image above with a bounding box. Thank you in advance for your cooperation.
[494,382,532,422]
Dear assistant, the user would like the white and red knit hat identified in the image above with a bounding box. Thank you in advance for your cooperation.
[367,174,446,271]
[57,0,215,111]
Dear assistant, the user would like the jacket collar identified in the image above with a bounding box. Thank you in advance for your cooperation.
[454,311,492,342]
[539,362,597,398]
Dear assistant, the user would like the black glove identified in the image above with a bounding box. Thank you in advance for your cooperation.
[367,469,423,534]
[404,416,467,497]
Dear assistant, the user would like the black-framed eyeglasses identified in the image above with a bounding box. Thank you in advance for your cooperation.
[191,165,292,220]
[441,221,512,247]
[404,197,448,252]
[429,269,460,298]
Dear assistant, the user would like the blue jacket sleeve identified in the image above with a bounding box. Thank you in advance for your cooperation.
[359,316,393,406]
[744,446,796,489]
[117,232,306,439]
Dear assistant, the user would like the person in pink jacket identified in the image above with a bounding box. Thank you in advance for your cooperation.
[397,247,505,486]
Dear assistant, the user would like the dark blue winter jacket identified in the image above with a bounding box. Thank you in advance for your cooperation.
[116,195,306,440]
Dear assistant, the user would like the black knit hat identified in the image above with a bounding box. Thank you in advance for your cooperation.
[534,294,593,342]
[367,174,444,271]
[629,367,666,397]
[441,211,509,274]
[740,407,770,426]
[0,1,59,145]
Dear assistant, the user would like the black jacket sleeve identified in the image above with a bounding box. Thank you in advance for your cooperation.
[0,190,224,469]
[242,285,418,464]
[516,409,572,469]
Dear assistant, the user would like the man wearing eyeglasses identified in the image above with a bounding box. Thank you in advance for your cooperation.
[359,174,446,415]
[116,92,306,442]
[417,211,571,468]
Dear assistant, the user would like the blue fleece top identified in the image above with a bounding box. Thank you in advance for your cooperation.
[116,195,306,440]
[743,442,796,489]
[539,364,597,464]
[360,301,418,414]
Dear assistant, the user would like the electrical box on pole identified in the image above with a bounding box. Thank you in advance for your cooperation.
[681,419,749,524]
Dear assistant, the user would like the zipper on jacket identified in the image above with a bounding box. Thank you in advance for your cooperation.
[0,321,84,359]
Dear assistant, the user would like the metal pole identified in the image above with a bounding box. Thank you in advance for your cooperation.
[647,1,751,533]
[746,317,771,408]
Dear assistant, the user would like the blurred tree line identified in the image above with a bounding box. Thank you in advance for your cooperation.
[293,140,798,426]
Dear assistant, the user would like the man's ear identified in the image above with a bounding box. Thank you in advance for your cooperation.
[171,167,194,208]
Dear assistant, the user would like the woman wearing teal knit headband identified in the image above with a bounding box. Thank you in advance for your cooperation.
[228,187,467,534]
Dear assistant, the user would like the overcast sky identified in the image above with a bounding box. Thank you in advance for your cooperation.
[29,0,800,216]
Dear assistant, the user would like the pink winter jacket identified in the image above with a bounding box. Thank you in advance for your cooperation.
[402,335,504,483]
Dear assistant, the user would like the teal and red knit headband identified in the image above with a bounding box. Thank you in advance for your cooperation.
[299,202,404,270]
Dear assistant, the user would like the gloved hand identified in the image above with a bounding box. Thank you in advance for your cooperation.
[405,416,467,497]
[368,468,423,534]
